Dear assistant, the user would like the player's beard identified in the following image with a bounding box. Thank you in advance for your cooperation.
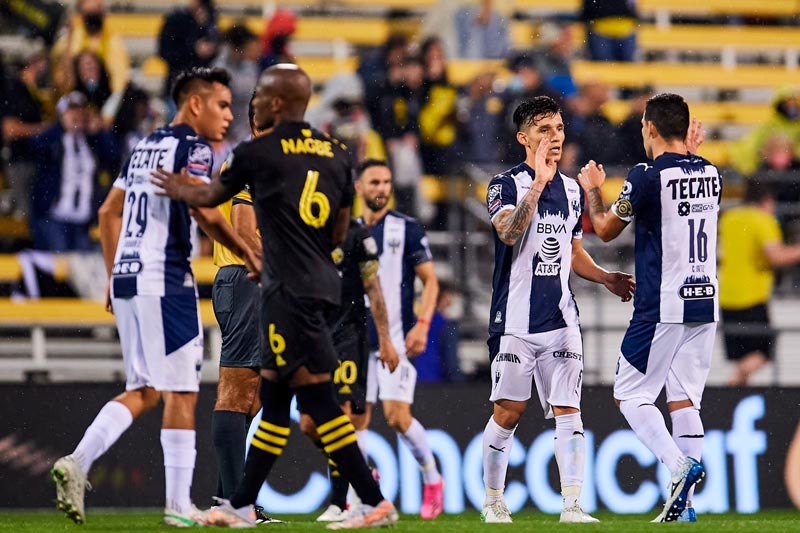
[364,195,388,212]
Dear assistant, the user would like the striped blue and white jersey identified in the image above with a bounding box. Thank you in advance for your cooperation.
[488,162,584,336]
[364,210,433,350]
[610,152,722,324]
[110,124,213,298]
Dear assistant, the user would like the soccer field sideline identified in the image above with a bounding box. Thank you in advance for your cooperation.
[1,510,798,532]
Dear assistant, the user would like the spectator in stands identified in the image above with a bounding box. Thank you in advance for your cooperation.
[534,22,579,98]
[111,85,155,165]
[158,0,219,112]
[572,80,621,164]
[51,0,130,96]
[732,87,800,176]
[414,281,465,383]
[307,73,386,165]
[454,0,511,59]
[72,51,112,116]
[580,0,638,62]
[616,85,653,165]
[455,72,503,165]
[419,37,458,177]
[1,42,53,220]
[259,9,297,70]
[498,53,564,164]
[213,24,261,145]
[29,91,117,252]
[359,34,410,128]
[719,181,800,386]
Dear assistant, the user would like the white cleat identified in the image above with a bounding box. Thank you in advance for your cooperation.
[205,497,256,528]
[481,499,512,523]
[326,500,398,529]
[560,504,600,523]
[164,504,208,527]
[317,504,348,522]
[52,455,89,524]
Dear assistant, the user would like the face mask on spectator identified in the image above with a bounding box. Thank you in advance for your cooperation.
[83,13,104,35]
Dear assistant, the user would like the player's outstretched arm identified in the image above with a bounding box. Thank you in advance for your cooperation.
[405,262,439,357]
[362,272,399,373]
[577,160,628,242]
[191,207,262,277]
[98,187,125,313]
[571,238,635,302]
[150,167,233,207]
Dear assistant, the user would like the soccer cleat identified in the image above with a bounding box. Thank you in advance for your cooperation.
[204,497,256,528]
[656,457,705,522]
[677,506,697,522]
[52,454,90,524]
[481,499,512,523]
[421,480,444,520]
[326,500,398,529]
[560,504,600,523]
[317,504,348,522]
[163,504,208,527]
[254,505,283,524]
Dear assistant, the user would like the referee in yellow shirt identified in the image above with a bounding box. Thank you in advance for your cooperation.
[719,180,800,386]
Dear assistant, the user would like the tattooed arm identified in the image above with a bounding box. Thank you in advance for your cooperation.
[576,160,628,242]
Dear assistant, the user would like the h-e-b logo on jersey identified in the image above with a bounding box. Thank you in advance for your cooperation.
[678,275,715,300]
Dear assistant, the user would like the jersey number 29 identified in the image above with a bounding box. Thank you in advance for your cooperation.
[299,170,331,228]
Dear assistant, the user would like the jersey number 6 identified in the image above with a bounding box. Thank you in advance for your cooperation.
[299,170,331,228]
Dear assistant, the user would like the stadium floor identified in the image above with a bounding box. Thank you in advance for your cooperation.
[0,510,797,532]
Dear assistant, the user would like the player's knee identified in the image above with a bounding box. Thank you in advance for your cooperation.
[384,407,412,433]
[493,409,521,429]
[299,413,319,440]
[140,388,162,411]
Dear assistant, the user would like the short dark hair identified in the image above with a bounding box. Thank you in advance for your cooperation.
[513,96,561,131]
[356,158,390,178]
[170,67,231,107]
[743,180,775,204]
[644,93,690,142]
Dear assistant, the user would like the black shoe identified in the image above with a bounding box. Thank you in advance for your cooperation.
[254,505,283,525]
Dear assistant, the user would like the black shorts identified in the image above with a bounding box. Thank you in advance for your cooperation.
[721,304,775,361]
[212,266,260,368]
[260,282,338,378]
[332,326,370,414]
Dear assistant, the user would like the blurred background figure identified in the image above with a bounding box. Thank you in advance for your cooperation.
[615,85,654,165]
[29,91,116,252]
[581,0,638,62]
[414,281,464,383]
[419,37,458,179]
[259,9,297,70]
[71,51,112,117]
[359,34,410,129]
[455,72,503,165]
[213,24,261,145]
[719,181,800,386]
[51,0,130,96]
[533,22,579,98]
[453,0,511,59]
[110,85,157,166]
[1,41,53,220]
[158,0,219,114]
[571,80,621,164]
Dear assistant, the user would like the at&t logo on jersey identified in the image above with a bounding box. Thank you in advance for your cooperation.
[678,275,716,300]
[535,236,561,276]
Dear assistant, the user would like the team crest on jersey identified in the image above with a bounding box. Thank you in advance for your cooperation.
[387,238,401,254]
[363,236,378,255]
[615,198,634,218]
[570,196,581,219]
[487,184,503,215]
[187,144,212,176]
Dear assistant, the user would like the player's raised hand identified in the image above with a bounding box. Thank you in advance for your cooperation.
[685,117,706,153]
[151,167,192,199]
[602,271,636,302]
[533,136,557,188]
[577,160,606,191]
[379,339,400,373]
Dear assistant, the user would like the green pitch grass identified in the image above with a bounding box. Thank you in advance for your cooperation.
[0,510,798,532]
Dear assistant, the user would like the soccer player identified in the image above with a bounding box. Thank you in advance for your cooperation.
[577,93,719,522]
[354,158,444,520]
[483,96,634,524]
[298,218,400,522]
[150,63,398,529]
[51,67,261,527]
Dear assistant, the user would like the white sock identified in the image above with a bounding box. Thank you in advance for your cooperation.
[619,399,684,475]
[671,406,703,502]
[73,401,133,474]
[161,429,196,514]
[554,413,585,509]
[356,429,369,462]
[483,416,515,502]
[399,418,441,484]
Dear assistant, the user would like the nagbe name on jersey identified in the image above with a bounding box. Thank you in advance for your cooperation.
[280,137,334,158]
[666,175,720,200]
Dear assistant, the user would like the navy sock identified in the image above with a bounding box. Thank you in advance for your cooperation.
[212,410,248,499]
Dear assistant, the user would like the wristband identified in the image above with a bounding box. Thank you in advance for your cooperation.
[417,317,430,326]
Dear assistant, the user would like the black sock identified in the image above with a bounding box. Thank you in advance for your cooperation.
[212,410,248,499]
[230,379,293,509]
[294,381,383,507]
[329,459,350,509]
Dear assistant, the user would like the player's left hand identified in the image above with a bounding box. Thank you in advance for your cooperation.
[151,167,192,199]
[603,271,635,302]
[404,322,429,357]
[577,160,606,191]
[378,339,400,373]
[685,117,706,153]
[243,249,262,281]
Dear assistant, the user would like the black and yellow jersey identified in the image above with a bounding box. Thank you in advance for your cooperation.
[219,121,354,305]
[212,186,256,268]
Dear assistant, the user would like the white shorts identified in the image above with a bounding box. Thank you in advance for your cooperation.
[366,344,417,405]
[488,326,584,419]
[113,295,203,392]
[614,321,716,408]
